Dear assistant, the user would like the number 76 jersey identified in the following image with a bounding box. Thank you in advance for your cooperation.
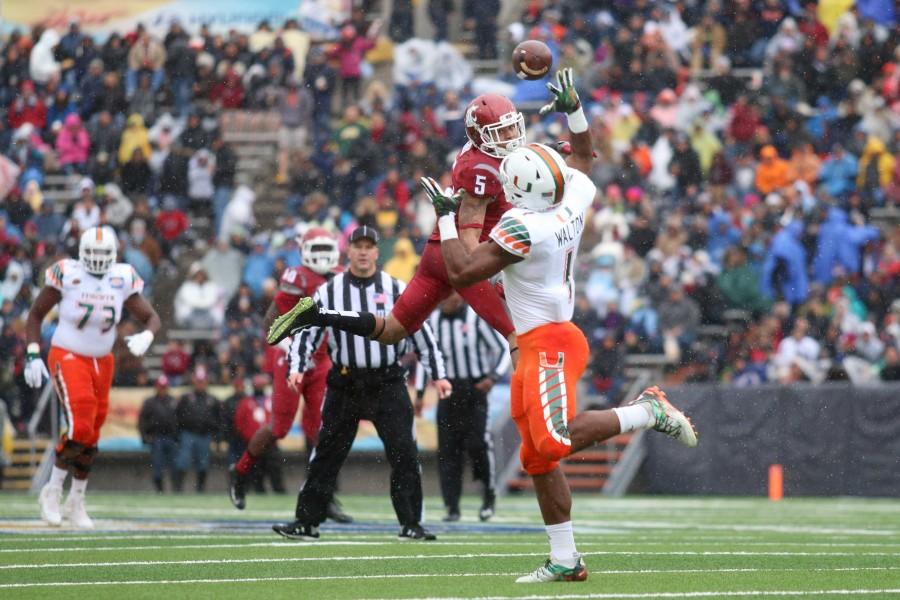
[45,259,144,357]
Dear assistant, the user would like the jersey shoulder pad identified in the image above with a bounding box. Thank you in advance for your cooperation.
[490,211,535,258]
[452,149,503,199]
[110,262,144,295]
[44,259,80,289]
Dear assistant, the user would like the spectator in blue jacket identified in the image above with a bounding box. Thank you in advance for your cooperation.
[819,144,858,200]
[812,207,880,284]
[762,220,809,307]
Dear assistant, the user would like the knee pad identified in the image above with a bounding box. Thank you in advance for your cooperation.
[55,439,86,464]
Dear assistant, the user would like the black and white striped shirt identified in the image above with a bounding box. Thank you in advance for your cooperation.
[289,270,446,379]
[427,306,510,381]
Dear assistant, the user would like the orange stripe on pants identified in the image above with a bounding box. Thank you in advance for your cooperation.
[48,347,114,448]
[510,322,589,476]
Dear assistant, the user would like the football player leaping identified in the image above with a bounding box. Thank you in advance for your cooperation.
[267,94,522,358]
[228,227,352,523]
[423,69,699,583]
[25,226,161,528]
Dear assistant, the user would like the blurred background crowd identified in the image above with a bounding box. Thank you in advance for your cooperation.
[0,0,898,434]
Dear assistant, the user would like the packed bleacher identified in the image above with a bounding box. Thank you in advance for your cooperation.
[0,1,899,434]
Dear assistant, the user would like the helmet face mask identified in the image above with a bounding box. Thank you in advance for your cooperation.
[300,228,339,274]
[499,143,570,212]
[79,226,117,275]
[465,94,526,158]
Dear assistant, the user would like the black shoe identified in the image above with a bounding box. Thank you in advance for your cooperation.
[228,464,246,510]
[442,509,460,522]
[398,524,437,541]
[479,490,496,522]
[267,296,318,345]
[272,520,320,540]
[326,498,353,524]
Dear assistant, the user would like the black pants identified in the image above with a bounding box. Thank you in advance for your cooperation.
[437,378,494,511]
[295,366,423,527]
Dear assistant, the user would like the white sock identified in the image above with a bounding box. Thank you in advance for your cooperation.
[613,405,655,433]
[69,478,88,497]
[546,521,579,568]
[48,466,68,489]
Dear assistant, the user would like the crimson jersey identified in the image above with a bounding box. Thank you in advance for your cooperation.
[428,142,513,243]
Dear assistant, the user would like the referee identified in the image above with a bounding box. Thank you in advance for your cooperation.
[426,292,510,522]
[272,226,451,541]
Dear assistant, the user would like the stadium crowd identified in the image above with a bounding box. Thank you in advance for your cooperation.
[0,1,899,434]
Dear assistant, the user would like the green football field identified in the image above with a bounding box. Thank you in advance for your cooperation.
[0,492,898,599]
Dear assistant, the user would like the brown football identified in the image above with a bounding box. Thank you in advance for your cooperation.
[512,40,553,80]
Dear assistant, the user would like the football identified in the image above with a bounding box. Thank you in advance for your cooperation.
[512,39,553,80]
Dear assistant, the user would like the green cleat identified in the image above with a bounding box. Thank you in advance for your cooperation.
[516,557,588,583]
[267,296,318,345]
[629,386,698,447]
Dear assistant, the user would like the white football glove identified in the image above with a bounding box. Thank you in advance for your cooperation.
[24,357,49,388]
[125,330,155,357]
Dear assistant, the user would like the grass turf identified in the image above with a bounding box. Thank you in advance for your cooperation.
[1,493,898,599]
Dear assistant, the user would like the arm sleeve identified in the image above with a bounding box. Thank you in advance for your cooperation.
[412,321,447,381]
[413,363,427,398]
[477,315,510,378]
[128,266,145,297]
[489,214,532,258]
[288,287,326,374]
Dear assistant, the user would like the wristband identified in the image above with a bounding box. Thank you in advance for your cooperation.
[566,106,589,134]
[458,223,483,231]
[27,343,40,358]
[438,215,459,241]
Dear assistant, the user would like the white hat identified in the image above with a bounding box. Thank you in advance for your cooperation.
[79,177,95,193]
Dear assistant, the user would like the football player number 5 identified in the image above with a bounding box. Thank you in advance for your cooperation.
[77,303,116,333]
[474,174,486,196]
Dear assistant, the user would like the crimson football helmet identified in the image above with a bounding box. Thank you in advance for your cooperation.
[299,227,339,274]
[464,94,526,158]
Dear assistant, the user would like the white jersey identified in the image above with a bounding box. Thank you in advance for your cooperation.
[45,259,144,357]
[489,169,596,335]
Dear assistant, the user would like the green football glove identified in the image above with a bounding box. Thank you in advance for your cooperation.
[420,176,461,218]
[539,68,581,116]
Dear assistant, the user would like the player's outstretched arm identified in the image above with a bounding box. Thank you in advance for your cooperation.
[422,177,521,287]
[540,68,593,176]
[456,189,489,252]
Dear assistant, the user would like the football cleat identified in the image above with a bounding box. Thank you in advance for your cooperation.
[325,498,353,524]
[228,464,246,510]
[628,386,698,447]
[272,520,320,540]
[38,484,63,527]
[398,524,437,541]
[62,493,94,529]
[479,490,496,522]
[267,296,317,345]
[516,556,588,583]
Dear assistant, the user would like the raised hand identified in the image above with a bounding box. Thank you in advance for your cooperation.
[420,176,461,218]
[539,68,581,116]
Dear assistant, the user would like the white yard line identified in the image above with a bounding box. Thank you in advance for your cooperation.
[2,549,899,569]
[374,591,900,600]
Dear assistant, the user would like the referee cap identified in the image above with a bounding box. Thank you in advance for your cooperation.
[349,225,379,244]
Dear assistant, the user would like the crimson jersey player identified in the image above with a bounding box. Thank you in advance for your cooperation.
[230,228,351,522]
[267,94,527,358]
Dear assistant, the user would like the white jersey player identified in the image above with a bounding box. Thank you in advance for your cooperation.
[25,226,160,528]
[421,68,698,584]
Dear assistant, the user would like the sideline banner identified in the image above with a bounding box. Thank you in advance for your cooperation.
[0,0,349,38]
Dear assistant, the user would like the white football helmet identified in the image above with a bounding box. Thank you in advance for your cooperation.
[300,227,339,274]
[499,143,570,212]
[79,226,118,275]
